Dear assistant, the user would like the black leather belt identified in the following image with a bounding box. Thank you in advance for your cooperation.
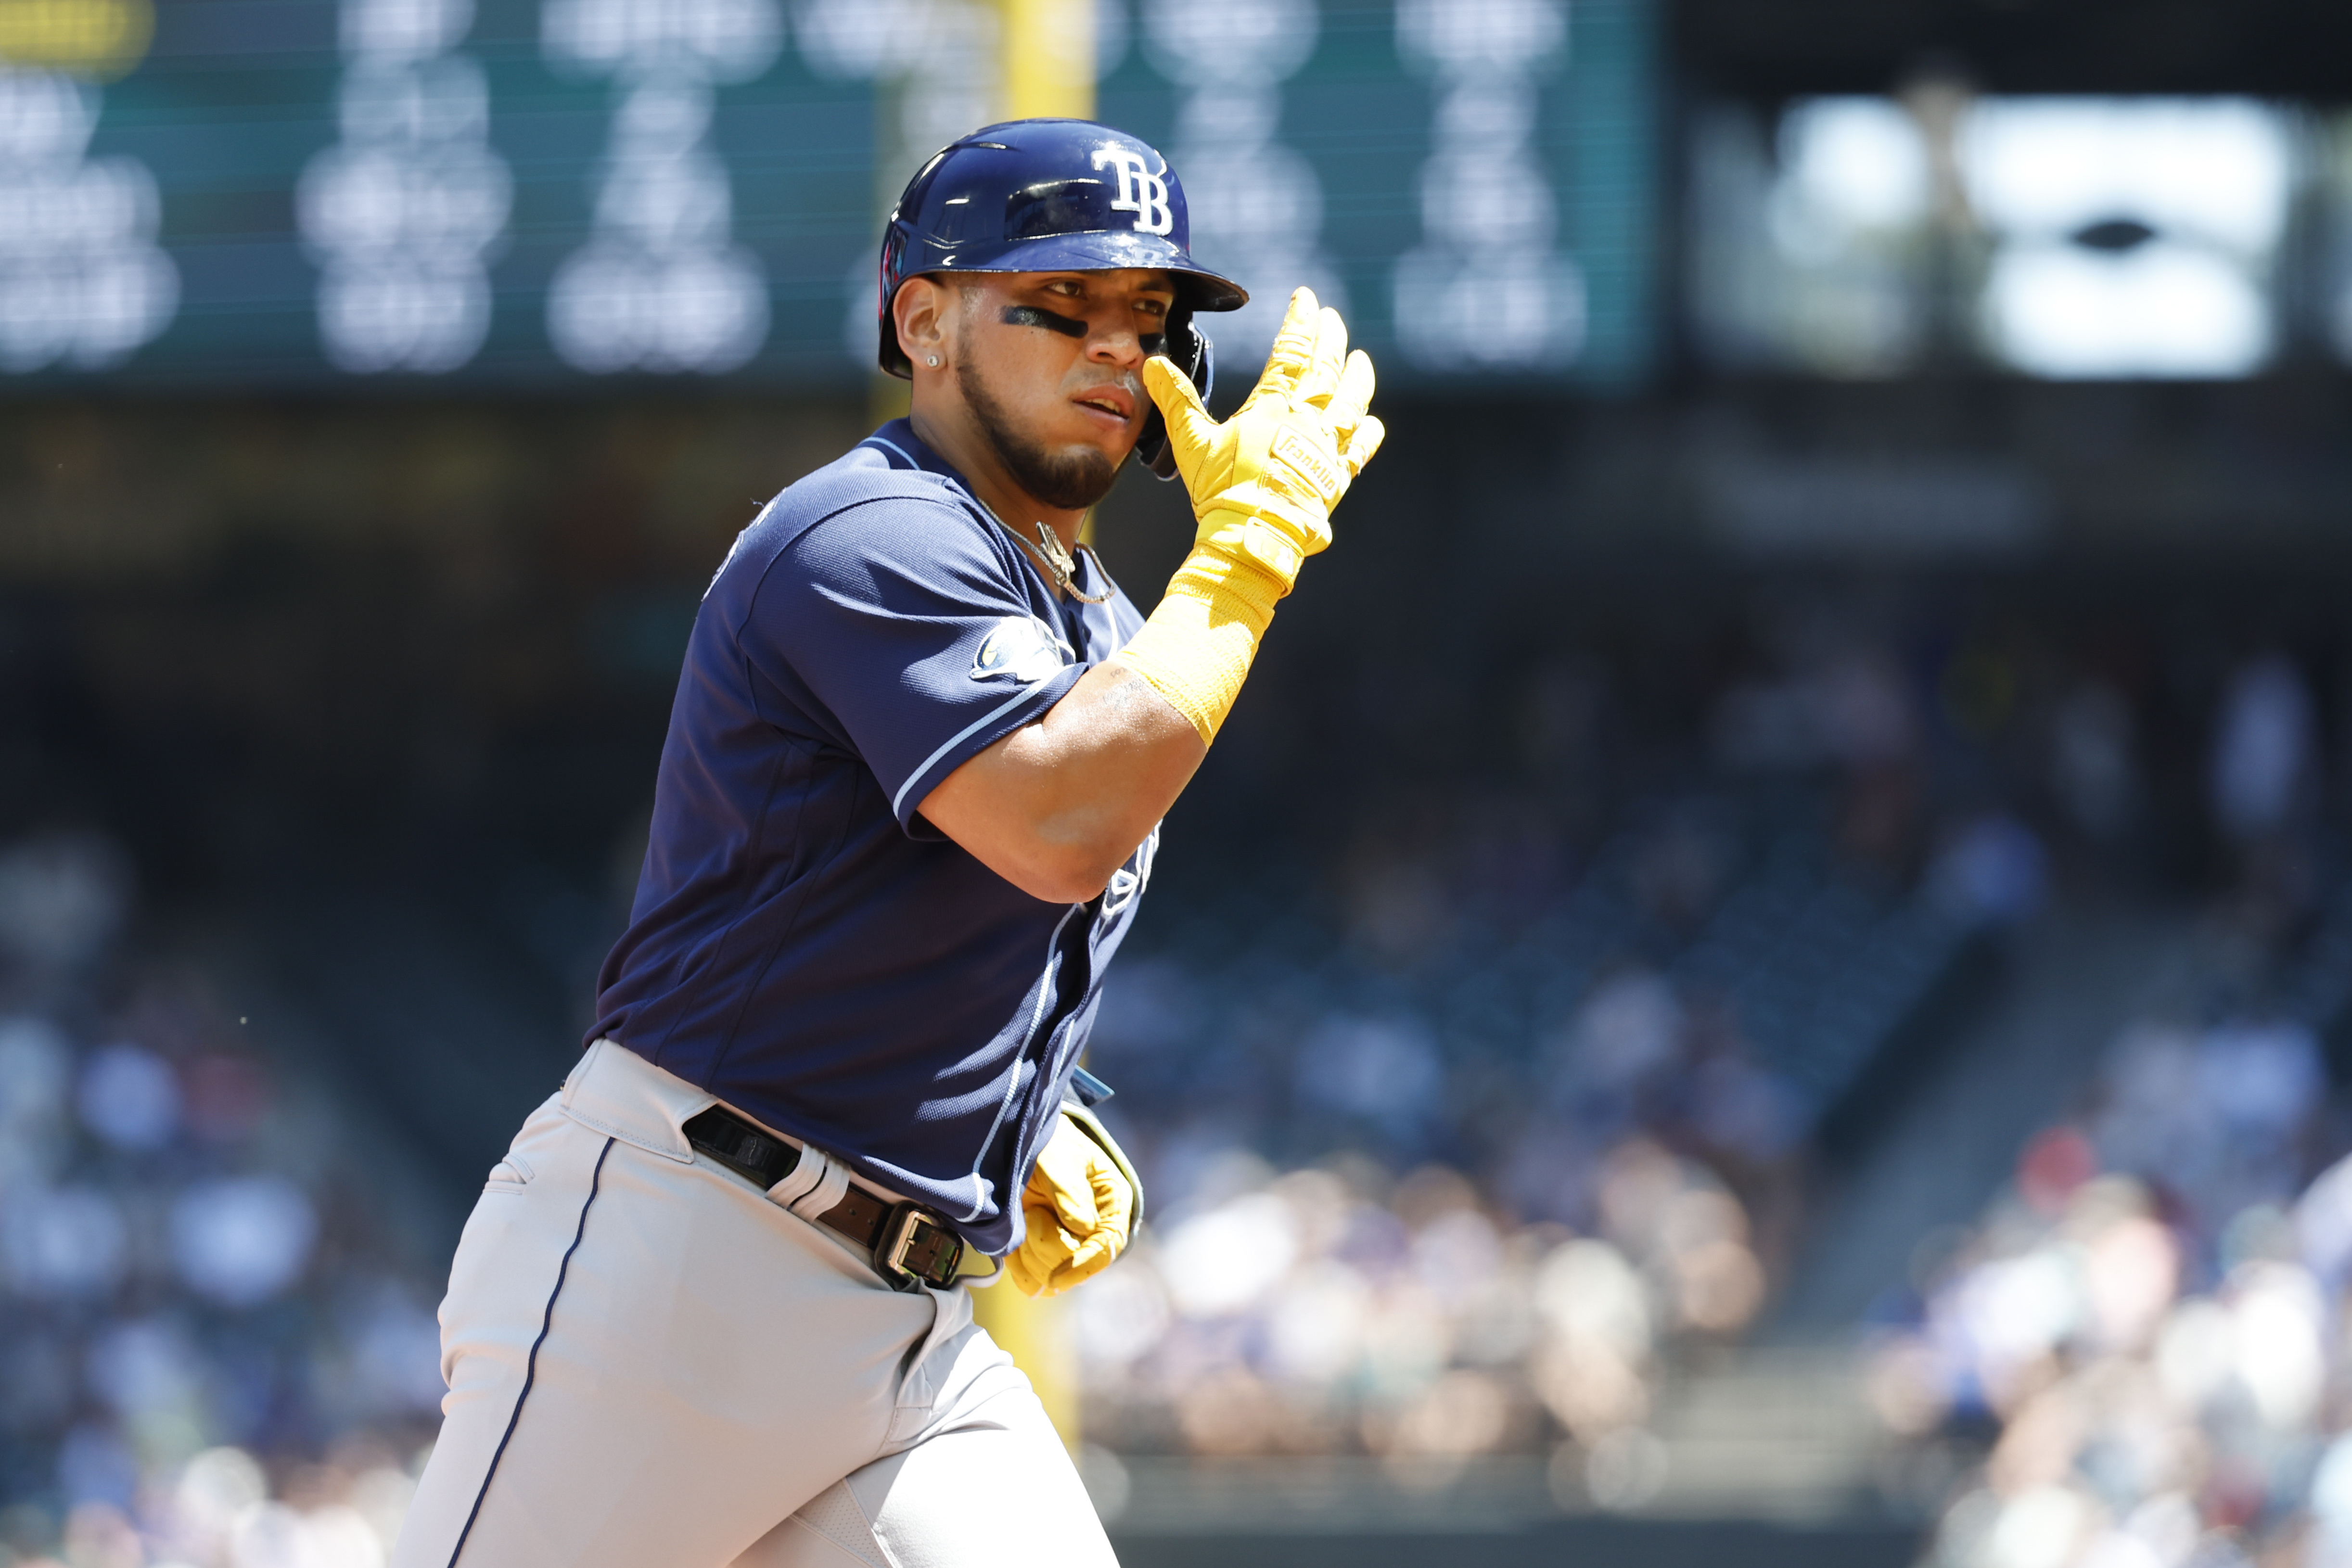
[682,1106,964,1292]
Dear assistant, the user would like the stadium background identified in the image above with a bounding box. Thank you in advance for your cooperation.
[7,0,2352,1564]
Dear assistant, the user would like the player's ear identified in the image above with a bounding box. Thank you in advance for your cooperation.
[895,276,951,371]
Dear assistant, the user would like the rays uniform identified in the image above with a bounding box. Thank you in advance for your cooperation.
[595,416,1157,1250]
[392,417,1152,1568]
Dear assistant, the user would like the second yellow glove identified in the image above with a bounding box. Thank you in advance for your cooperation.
[1006,1108,1138,1298]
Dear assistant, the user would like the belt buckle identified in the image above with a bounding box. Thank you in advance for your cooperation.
[877,1202,961,1293]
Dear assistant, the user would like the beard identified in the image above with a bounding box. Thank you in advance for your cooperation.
[955,355,1123,511]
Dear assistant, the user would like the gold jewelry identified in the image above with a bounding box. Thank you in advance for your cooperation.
[1000,517,1112,604]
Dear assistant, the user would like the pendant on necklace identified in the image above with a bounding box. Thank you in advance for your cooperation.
[1017,520,1112,604]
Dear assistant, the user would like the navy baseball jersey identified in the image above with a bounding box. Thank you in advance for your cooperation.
[589,420,1158,1257]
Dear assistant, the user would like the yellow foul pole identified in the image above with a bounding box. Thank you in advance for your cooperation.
[999,0,1095,120]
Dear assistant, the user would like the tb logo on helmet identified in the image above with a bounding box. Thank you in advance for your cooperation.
[1091,147,1174,236]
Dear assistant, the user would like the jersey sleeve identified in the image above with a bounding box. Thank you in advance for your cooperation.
[741,494,1088,833]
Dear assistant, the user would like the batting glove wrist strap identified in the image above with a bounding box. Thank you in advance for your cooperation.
[1112,543,1285,744]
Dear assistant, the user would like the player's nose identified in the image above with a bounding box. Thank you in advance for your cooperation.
[1088,321,1149,368]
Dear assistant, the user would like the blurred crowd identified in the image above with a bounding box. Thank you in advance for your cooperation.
[1071,770,2023,1465]
[1073,1134,1770,1482]
[1070,809,2006,1473]
[1870,911,2352,1568]
[0,833,443,1568]
[1819,633,2352,1568]
[0,581,2342,1555]
[1068,620,2345,1475]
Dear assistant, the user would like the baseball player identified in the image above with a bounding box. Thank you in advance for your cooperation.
[390,118,1382,1568]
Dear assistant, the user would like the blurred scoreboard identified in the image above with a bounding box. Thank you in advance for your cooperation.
[0,0,1655,389]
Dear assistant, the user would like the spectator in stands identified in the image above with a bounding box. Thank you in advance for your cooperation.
[2210,650,2319,925]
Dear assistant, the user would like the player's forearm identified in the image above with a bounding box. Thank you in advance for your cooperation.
[919,661,1203,903]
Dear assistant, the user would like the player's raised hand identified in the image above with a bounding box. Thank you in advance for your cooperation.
[1251,287,1339,405]
[1139,287,1383,596]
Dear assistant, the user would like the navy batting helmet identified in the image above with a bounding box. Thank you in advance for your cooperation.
[878,118,1246,479]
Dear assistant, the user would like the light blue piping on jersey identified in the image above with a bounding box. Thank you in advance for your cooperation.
[860,435,923,471]
[860,428,1131,637]
[958,899,1084,1222]
[890,681,1056,824]
[860,433,994,518]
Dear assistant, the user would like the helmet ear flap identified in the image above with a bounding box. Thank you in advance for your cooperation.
[1135,305,1213,481]
[876,225,913,378]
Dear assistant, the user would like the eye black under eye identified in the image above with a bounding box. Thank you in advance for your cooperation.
[1003,304,1088,338]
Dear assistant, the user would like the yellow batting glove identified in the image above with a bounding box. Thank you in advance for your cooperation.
[1116,288,1385,742]
[1138,286,1384,593]
[1006,1110,1136,1298]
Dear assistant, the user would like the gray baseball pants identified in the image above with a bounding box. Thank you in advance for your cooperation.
[390,1040,1119,1568]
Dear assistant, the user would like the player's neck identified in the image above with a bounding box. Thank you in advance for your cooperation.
[906,403,1087,561]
